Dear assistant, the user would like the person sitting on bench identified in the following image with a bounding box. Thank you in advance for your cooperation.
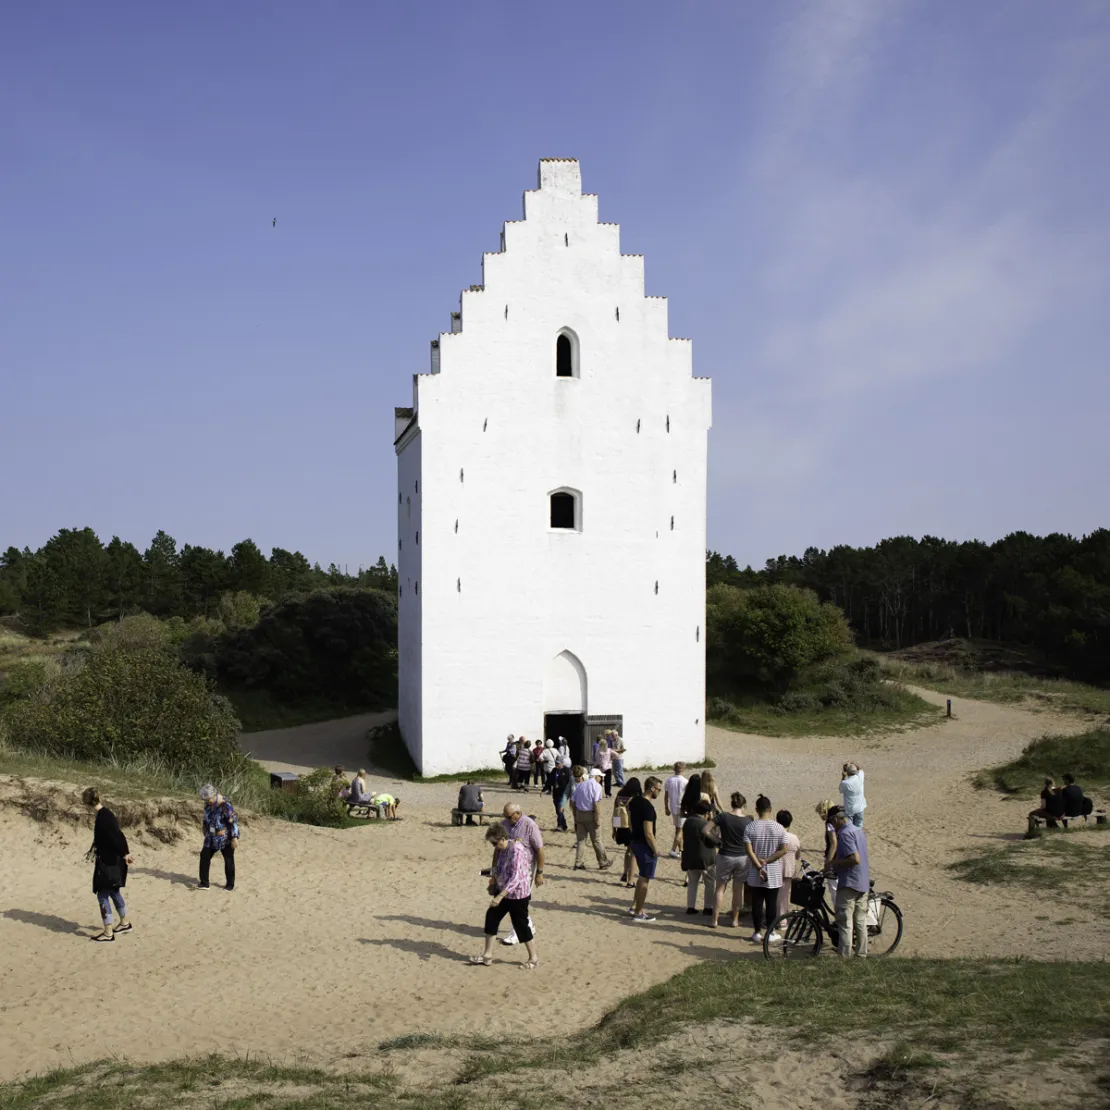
[1061,774,1086,820]
[349,769,374,806]
[457,781,484,825]
[1028,777,1066,827]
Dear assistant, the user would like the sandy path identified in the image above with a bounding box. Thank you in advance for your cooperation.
[0,688,1103,1083]
[240,710,397,776]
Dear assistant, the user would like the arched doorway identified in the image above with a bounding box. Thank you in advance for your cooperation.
[543,650,587,764]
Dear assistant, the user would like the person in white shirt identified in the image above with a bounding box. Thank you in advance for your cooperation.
[571,767,612,871]
[838,762,867,827]
[663,762,689,858]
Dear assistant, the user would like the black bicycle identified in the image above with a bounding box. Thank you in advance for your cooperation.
[763,860,903,959]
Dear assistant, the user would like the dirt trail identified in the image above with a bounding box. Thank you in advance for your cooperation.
[0,690,1102,1084]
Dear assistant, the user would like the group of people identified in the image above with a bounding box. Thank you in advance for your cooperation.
[332,765,400,820]
[1027,773,1089,831]
[470,756,875,966]
[83,783,240,941]
[500,730,628,799]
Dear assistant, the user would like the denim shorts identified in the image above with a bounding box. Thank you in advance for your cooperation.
[631,842,657,880]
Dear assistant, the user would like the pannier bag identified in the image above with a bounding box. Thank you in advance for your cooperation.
[866,894,883,928]
[790,872,824,909]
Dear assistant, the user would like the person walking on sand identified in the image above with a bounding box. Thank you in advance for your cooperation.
[197,784,239,891]
[612,777,642,887]
[710,792,751,928]
[82,787,134,942]
[839,762,866,827]
[513,737,533,792]
[503,736,517,785]
[828,805,870,957]
[494,802,545,946]
[540,739,557,793]
[470,823,539,969]
[595,738,613,797]
[663,762,688,858]
[628,776,663,922]
[610,730,627,788]
[571,765,612,871]
[743,794,789,945]
[551,756,573,832]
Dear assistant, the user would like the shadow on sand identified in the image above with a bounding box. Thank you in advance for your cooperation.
[2,909,89,936]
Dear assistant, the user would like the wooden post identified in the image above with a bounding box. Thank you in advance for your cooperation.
[946,699,952,718]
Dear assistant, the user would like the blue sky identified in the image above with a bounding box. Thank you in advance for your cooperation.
[2,1,1107,571]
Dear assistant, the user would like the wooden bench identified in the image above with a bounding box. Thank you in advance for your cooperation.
[452,809,491,827]
[1029,811,1106,832]
[347,802,384,820]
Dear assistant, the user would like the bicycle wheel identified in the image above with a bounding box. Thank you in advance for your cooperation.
[764,910,823,959]
[866,897,903,957]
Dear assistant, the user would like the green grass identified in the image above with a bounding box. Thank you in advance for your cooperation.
[3,959,1107,1108]
[226,689,385,733]
[972,728,1110,795]
[874,655,1110,717]
[709,688,940,737]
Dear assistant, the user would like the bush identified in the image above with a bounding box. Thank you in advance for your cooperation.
[707,696,736,720]
[1,646,243,776]
[268,765,348,825]
[707,583,854,695]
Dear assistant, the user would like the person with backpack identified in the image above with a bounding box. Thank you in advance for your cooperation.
[82,787,134,942]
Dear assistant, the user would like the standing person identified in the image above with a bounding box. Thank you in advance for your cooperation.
[681,800,717,915]
[492,801,545,945]
[457,781,484,825]
[531,739,545,788]
[514,738,533,792]
[197,784,239,891]
[828,805,870,957]
[503,736,517,785]
[610,731,627,788]
[571,766,612,871]
[556,736,570,763]
[540,740,557,793]
[817,799,839,902]
[699,771,724,815]
[743,795,789,945]
[82,788,134,942]
[710,792,751,928]
[595,738,613,797]
[775,810,801,918]
[663,762,689,858]
[470,823,539,969]
[839,762,866,827]
[612,778,643,887]
[551,757,572,832]
[628,776,663,922]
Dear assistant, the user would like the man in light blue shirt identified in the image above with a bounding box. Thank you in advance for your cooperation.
[830,806,870,957]
[838,762,866,827]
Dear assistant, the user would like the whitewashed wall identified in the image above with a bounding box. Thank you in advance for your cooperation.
[395,159,711,776]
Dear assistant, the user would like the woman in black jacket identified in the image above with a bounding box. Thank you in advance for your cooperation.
[82,787,134,942]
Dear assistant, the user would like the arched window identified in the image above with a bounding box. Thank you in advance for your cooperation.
[549,488,582,531]
[555,329,579,378]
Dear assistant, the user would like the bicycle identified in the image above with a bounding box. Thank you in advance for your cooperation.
[763,860,903,959]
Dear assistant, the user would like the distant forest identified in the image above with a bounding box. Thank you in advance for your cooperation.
[0,528,397,632]
[709,530,1110,681]
[2,525,1107,682]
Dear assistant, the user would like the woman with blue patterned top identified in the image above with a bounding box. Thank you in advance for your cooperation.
[197,784,239,891]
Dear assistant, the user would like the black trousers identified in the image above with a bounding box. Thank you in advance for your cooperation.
[200,844,235,888]
[484,896,532,942]
[749,886,778,932]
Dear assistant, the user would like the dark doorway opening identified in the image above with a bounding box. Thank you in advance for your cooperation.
[544,713,586,765]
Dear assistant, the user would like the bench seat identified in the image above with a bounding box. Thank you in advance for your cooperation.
[452,809,490,827]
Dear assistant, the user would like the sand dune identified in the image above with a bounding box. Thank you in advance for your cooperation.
[1,687,1104,1083]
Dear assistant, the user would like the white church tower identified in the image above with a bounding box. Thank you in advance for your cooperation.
[394,159,711,776]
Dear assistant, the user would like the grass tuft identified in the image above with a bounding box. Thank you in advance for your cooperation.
[972,728,1110,795]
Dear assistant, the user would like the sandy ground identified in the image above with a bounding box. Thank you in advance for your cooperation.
[0,687,1105,1086]
[240,710,397,776]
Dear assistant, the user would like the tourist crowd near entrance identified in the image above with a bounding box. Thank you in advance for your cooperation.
[394,159,712,776]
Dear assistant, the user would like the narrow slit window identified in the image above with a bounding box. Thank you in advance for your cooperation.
[550,492,576,529]
[666,415,670,432]
[670,516,674,530]
[457,577,461,592]
[636,419,641,433]
[696,626,700,642]
[654,581,659,595]
[673,469,677,483]
[414,581,418,595]
[556,334,573,377]
[415,532,419,546]
[460,468,464,483]
[454,519,458,533]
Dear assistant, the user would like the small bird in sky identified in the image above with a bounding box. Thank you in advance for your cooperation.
[272,217,277,227]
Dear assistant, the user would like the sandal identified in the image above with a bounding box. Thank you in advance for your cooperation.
[521,959,540,970]
[468,955,493,966]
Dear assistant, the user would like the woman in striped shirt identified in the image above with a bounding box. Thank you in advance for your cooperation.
[470,824,539,969]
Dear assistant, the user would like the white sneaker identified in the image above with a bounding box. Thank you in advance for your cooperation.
[749,931,764,943]
[500,932,519,946]
[667,850,681,859]
[766,932,783,944]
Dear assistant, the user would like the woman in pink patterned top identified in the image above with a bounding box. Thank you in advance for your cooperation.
[470,824,539,968]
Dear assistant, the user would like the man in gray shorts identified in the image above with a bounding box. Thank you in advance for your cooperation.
[710,792,751,928]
